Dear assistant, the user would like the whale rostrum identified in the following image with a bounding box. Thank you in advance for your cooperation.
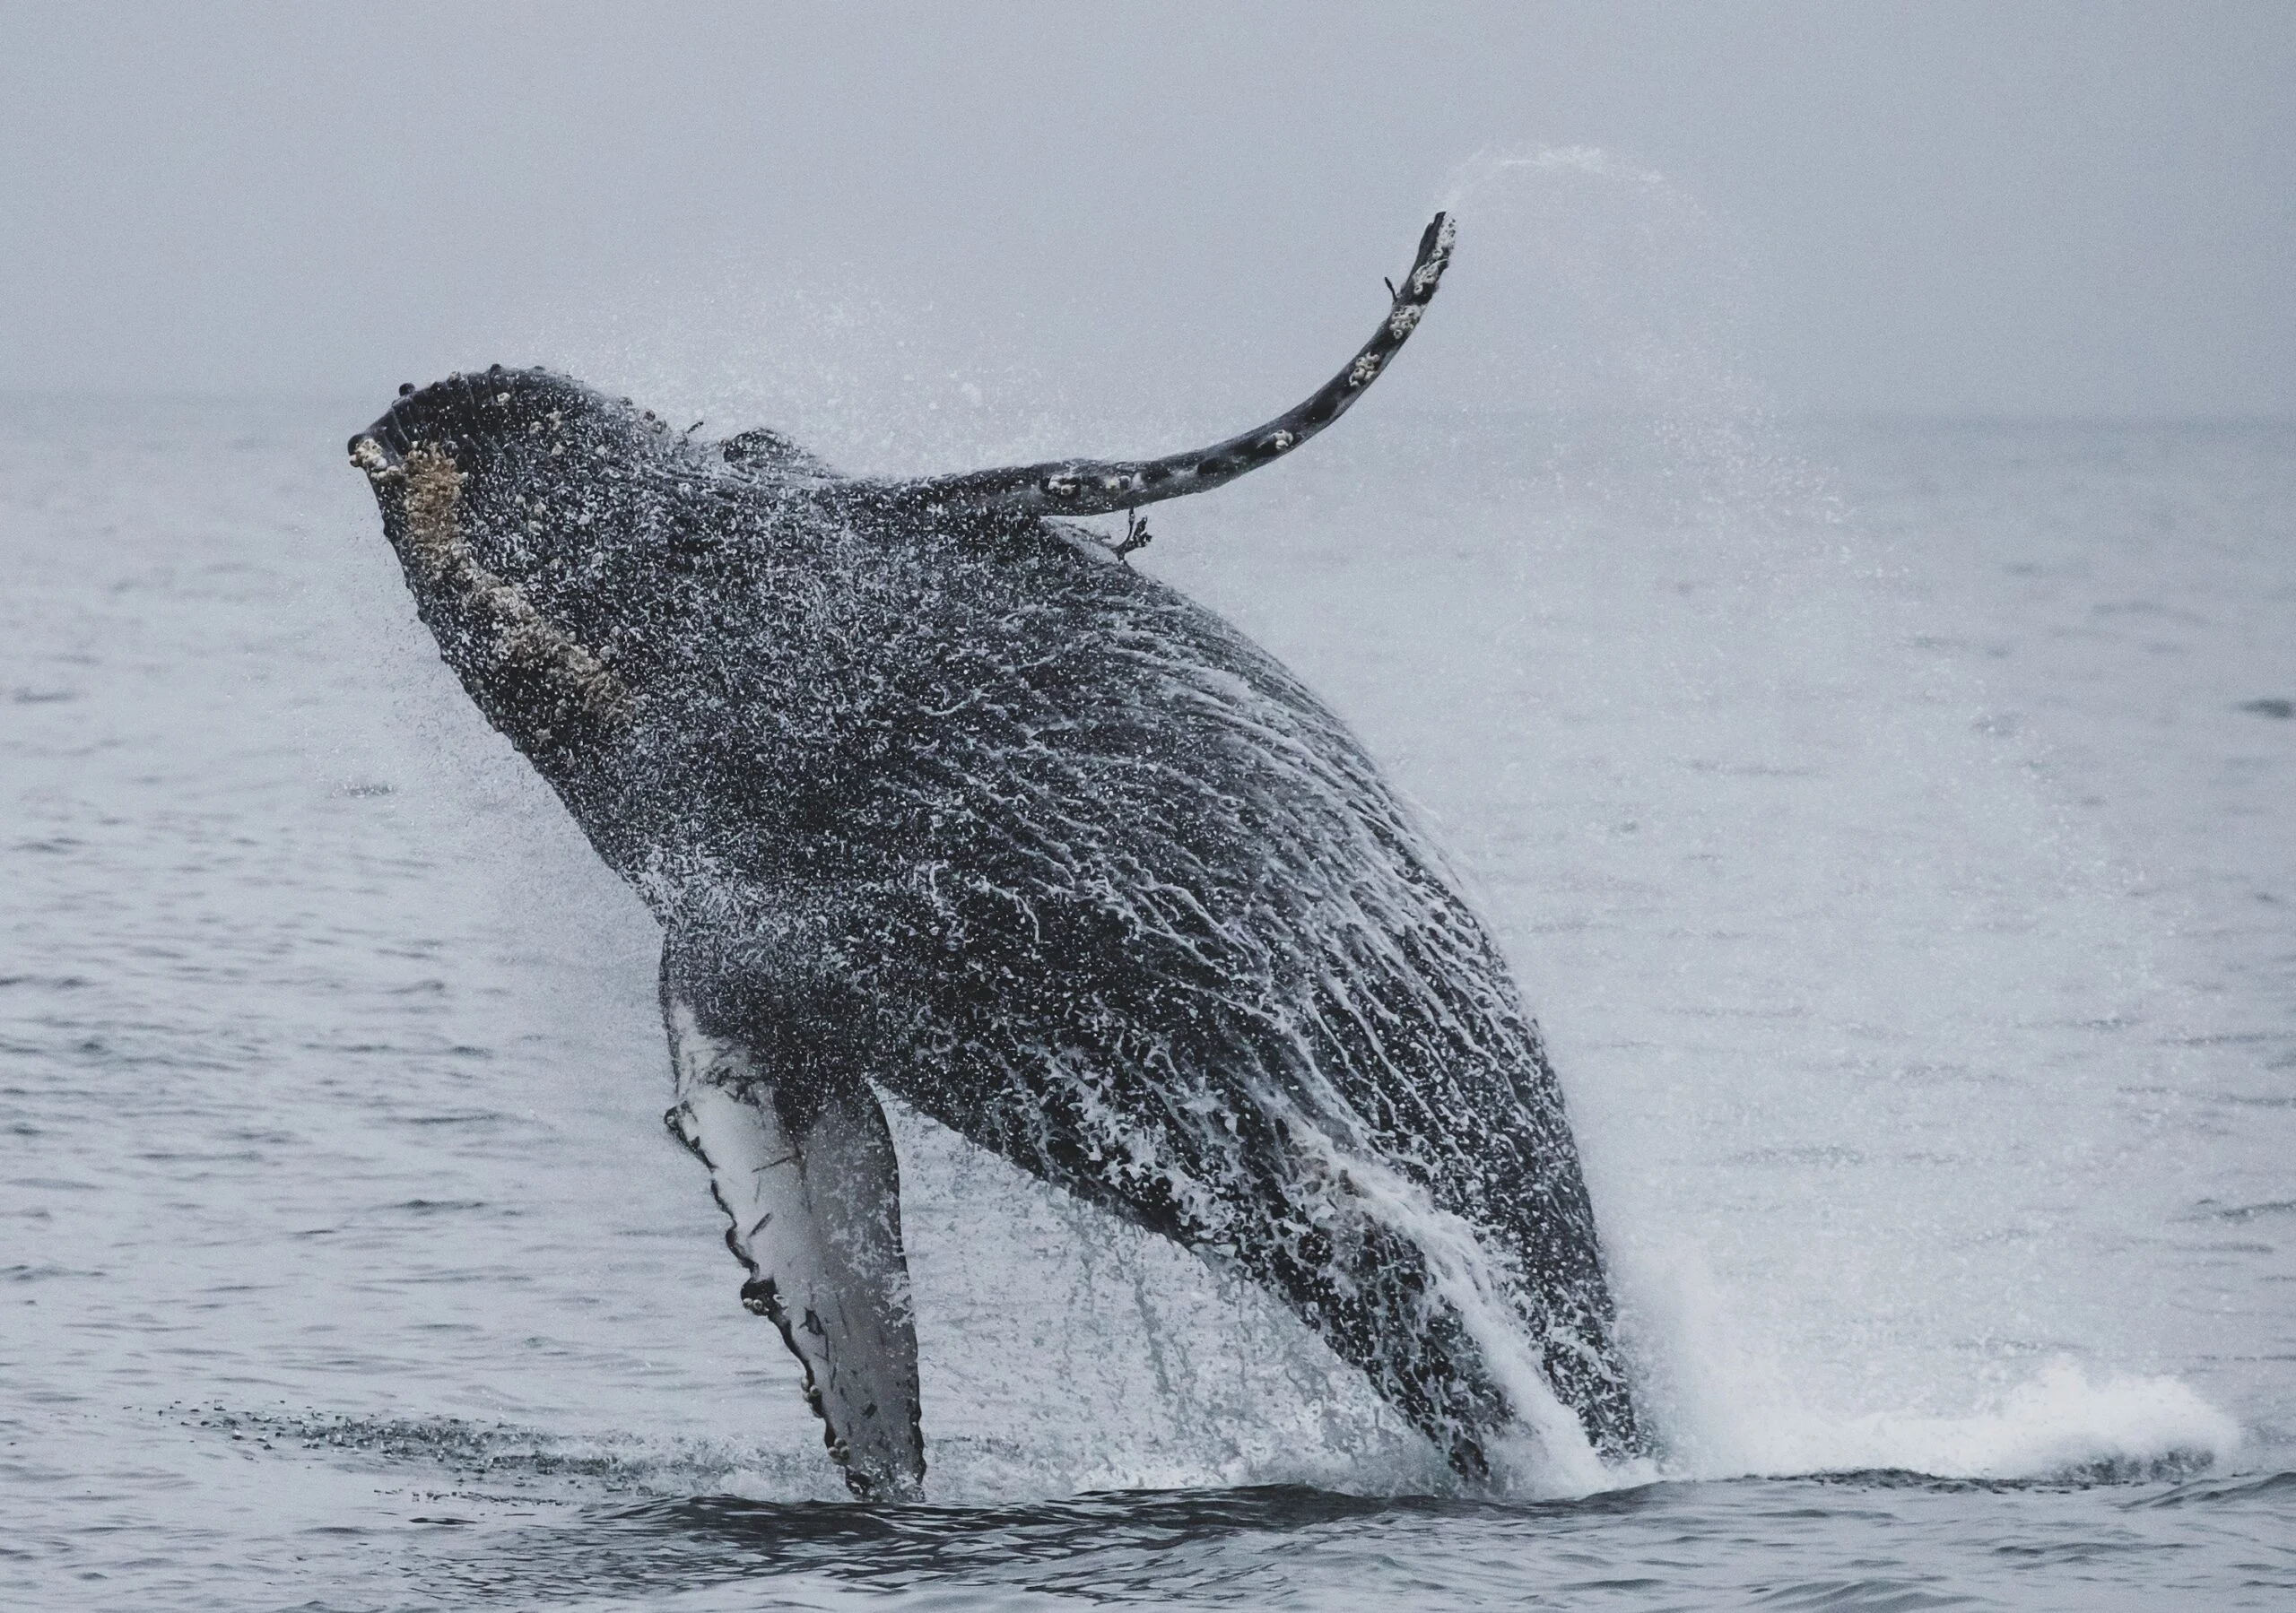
[349,212,1645,1497]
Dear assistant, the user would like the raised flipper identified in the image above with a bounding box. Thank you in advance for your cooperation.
[849,212,1456,521]
[660,990,925,1499]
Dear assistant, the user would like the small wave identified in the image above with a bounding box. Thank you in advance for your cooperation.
[2188,1198,2296,1224]
[174,1406,838,1501]
[385,1486,1477,1608]
[2128,1468,2296,1509]
[609,1481,1405,1555]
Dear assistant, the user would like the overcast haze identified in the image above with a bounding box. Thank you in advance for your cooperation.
[2,1,2290,421]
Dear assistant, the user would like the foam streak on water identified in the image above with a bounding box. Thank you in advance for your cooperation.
[2,393,2292,1607]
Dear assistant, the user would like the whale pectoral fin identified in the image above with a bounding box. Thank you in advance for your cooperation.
[856,212,1456,523]
[662,1000,924,1500]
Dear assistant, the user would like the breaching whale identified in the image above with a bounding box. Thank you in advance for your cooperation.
[349,215,1642,1496]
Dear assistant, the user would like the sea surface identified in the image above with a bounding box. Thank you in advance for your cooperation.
[3,397,2292,1609]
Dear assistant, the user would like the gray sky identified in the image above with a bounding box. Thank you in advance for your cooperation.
[3,1,2290,420]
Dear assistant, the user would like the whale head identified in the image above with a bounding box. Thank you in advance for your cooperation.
[343,368,711,785]
[346,367,690,600]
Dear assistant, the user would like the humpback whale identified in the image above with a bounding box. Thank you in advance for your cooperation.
[348,215,1642,1496]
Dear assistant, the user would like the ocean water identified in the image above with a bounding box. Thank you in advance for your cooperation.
[3,396,2292,1610]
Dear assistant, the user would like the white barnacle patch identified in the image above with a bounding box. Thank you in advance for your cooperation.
[493,392,510,405]
[1347,352,1383,388]
[391,444,633,733]
[1267,429,1295,453]
[1045,475,1081,499]
[1387,304,1423,339]
[398,447,472,585]
[347,436,399,481]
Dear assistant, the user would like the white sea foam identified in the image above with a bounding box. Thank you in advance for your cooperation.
[1622,1244,2242,1483]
